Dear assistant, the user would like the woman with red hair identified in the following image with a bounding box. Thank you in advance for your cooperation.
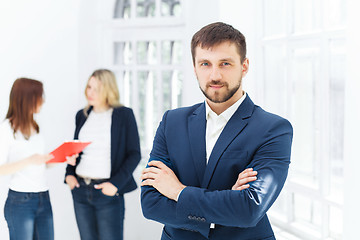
[0,78,75,240]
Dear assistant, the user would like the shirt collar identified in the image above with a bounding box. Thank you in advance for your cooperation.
[205,92,247,121]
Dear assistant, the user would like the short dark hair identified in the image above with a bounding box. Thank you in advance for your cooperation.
[191,22,247,64]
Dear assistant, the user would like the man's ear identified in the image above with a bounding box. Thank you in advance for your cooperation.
[242,58,249,77]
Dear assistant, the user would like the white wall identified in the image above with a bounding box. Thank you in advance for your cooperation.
[343,0,360,239]
[0,1,81,239]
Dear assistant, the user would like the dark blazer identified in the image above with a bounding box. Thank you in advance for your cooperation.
[141,95,293,240]
[66,106,141,194]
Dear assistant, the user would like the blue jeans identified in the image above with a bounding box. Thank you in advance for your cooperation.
[4,189,54,240]
[71,178,125,240]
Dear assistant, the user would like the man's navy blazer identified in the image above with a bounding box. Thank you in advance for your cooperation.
[65,106,141,194]
[141,95,293,240]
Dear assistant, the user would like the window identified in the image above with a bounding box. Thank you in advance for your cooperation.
[110,0,185,155]
[114,0,181,18]
[260,0,346,239]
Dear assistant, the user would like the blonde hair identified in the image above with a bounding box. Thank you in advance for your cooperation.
[84,69,122,114]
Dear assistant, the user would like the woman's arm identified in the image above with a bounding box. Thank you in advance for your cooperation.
[0,154,53,175]
[0,122,52,175]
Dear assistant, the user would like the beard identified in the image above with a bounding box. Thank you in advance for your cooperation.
[199,79,242,103]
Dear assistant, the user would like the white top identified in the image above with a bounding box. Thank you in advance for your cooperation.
[76,108,112,179]
[0,119,48,192]
[205,92,247,163]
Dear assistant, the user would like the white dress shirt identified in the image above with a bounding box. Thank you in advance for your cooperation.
[205,92,247,163]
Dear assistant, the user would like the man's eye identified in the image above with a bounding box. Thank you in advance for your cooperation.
[201,62,209,66]
[222,62,230,66]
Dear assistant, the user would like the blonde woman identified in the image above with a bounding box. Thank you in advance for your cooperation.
[65,69,141,240]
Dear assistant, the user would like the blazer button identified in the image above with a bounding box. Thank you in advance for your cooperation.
[200,217,206,222]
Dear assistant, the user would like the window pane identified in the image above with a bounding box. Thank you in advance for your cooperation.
[124,71,132,106]
[137,41,157,65]
[269,190,287,219]
[293,193,322,227]
[329,39,345,202]
[137,0,155,17]
[324,0,347,28]
[174,70,183,107]
[138,71,156,149]
[138,71,147,148]
[161,40,183,64]
[115,71,132,107]
[290,47,319,187]
[263,0,286,36]
[162,70,183,110]
[153,75,161,137]
[114,0,131,19]
[293,0,321,33]
[329,206,343,238]
[162,71,172,112]
[263,44,287,116]
[161,0,181,17]
[114,41,132,65]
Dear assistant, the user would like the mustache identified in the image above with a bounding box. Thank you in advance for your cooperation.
[207,80,228,87]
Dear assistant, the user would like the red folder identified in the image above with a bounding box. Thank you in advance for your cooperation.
[48,141,91,163]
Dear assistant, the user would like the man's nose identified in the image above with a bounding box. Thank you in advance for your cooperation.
[210,67,222,80]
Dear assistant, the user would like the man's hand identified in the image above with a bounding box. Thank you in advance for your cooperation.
[232,168,257,190]
[141,160,186,201]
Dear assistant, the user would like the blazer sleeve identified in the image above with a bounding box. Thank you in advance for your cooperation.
[141,112,293,233]
[109,108,141,191]
[175,118,293,228]
[141,111,211,238]
[65,110,83,177]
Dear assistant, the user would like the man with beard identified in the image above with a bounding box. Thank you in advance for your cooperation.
[141,22,293,240]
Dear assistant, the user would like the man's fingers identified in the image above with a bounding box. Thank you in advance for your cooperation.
[142,166,161,173]
[147,160,167,169]
[237,176,257,185]
[236,184,250,190]
[141,172,157,181]
[238,170,257,179]
[141,179,155,187]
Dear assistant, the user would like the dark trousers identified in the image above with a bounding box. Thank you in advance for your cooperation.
[4,189,54,240]
[71,178,125,240]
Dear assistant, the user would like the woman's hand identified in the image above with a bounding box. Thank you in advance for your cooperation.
[231,168,258,190]
[65,154,78,166]
[27,154,54,165]
[66,175,80,190]
[94,182,118,196]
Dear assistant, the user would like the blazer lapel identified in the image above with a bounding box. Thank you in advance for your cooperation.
[188,103,207,185]
[201,95,255,188]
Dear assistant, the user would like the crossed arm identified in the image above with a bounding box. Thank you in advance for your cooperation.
[141,161,257,201]
[141,160,258,238]
[141,131,291,238]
